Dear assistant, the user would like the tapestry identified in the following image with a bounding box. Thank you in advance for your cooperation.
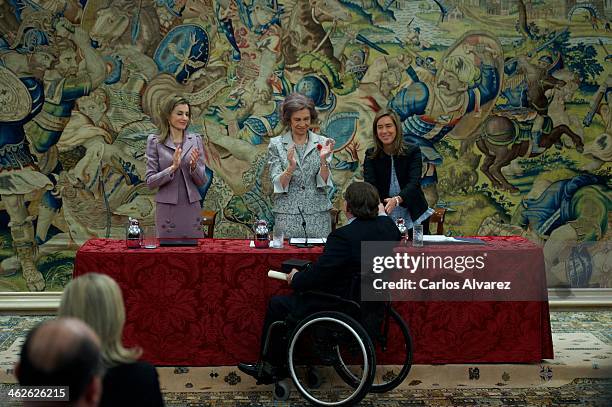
[0,0,610,291]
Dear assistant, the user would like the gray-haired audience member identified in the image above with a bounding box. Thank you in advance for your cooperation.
[15,317,103,406]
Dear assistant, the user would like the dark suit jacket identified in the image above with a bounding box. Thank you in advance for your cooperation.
[291,215,401,299]
[100,361,164,407]
[363,145,429,222]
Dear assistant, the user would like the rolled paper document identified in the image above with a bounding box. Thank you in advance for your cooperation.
[268,270,287,281]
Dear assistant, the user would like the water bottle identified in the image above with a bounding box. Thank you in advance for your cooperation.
[395,217,409,244]
[253,219,270,249]
[126,217,143,249]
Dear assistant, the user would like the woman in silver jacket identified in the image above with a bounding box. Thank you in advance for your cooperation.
[267,93,335,238]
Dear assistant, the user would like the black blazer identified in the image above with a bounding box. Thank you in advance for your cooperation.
[291,216,401,299]
[363,145,429,222]
[100,361,164,407]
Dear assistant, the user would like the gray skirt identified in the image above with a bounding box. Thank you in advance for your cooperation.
[274,211,331,239]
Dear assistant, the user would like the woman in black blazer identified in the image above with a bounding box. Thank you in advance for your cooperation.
[363,109,432,234]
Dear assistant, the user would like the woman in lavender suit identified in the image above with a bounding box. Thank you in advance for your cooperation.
[145,95,208,238]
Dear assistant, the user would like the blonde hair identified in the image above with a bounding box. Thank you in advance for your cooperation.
[156,95,191,144]
[59,273,141,368]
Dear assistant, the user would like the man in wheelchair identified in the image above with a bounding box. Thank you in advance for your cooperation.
[238,182,401,384]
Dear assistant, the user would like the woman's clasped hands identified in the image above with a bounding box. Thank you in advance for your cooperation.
[383,195,402,215]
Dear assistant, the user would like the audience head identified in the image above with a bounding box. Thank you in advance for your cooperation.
[15,318,103,406]
[280,92,318,137]
[59,273,142,368]
[343,182,380,220]
[370,110,405,157]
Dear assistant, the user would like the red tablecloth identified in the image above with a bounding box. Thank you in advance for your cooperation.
[74,237,553,366]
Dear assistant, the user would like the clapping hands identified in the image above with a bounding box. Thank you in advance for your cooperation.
[287,145,297,171]
[170,145,201,173]
[189,148,200,171]
[319,138,335,159]
[171,147,182,172]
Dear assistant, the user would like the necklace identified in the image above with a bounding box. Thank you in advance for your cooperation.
[290,133,309,191]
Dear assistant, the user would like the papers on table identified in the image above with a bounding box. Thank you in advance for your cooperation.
[249,236,483,247]
[289,237,327,245]
[423,235,456,243]
[422,235,485,244]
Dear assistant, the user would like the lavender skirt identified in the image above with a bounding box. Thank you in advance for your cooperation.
[155,167,203,239]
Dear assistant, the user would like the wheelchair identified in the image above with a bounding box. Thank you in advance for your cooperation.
[260,291,413,406]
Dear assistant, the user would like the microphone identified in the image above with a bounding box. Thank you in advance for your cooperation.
[296,206,313,248]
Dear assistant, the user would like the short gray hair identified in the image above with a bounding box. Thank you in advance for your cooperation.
[280,92,317,128]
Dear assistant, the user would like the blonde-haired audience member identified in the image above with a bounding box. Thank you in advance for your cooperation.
[59,273,164,407]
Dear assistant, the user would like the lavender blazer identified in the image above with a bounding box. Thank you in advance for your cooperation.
[145,133,208,204]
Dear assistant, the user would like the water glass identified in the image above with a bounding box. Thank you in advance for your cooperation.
[412,224,424,248]
[142,225,158,249]
[272,224,284,249]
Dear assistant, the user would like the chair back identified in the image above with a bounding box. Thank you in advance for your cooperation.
[330,208,340,231]
[200,210,217,238]
[429,207,446,235]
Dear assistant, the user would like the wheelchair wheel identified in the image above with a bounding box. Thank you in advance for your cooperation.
[335,307,412,393]
[288,311,375,406]
[273,378,291,401]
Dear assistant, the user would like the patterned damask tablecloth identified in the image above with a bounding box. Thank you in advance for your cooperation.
[75,237,553,366]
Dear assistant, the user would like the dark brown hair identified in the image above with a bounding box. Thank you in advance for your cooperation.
[344,182,380,220]
[368,109,405,158]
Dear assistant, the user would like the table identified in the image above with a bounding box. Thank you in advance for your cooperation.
[74,237,553,366]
